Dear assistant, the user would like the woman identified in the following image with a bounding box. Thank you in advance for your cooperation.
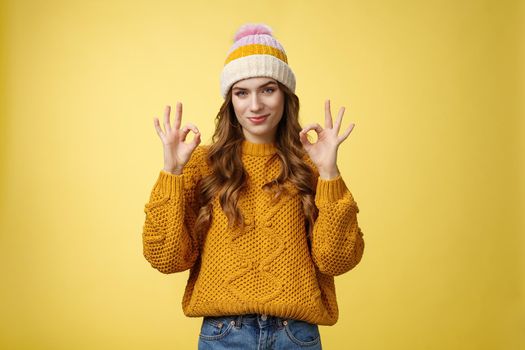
[143,23,365,350]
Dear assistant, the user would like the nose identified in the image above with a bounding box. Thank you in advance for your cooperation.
[249,93,263,112]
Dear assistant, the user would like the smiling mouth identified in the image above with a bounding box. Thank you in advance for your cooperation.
[249,114,269,121]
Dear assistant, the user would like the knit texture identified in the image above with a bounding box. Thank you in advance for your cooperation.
[220,23,296,99]
[142,140,364,326]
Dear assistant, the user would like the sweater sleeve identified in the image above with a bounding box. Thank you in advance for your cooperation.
[310,174,365,276]
[301,151,364,276]
[142,146,205,274]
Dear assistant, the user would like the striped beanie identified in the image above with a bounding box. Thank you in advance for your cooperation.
[220,23,296,99]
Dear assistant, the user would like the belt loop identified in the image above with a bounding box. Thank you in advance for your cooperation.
[235,314,242,328]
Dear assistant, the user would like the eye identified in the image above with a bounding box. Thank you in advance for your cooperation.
[264,87,275,93]
[235,91,247,97]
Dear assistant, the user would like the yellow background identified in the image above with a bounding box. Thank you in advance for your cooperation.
[1,0,523,349]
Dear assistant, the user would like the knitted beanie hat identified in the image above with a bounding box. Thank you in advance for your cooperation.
[220,23,296,99]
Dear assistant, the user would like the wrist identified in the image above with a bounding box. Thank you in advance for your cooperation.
[163,166,183,175]
[318,167,340,180]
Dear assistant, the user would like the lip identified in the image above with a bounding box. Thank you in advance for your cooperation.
[248,114,270,124]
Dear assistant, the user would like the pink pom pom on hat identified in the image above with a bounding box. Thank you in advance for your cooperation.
[233,23,273,41]
[220,22,296,99]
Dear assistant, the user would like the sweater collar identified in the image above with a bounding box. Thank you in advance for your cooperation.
[241,140,277,156]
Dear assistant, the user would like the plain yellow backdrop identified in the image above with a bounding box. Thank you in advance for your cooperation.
[0,0,523,349]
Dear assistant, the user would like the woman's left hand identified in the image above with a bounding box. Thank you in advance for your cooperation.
[299,99,355,180]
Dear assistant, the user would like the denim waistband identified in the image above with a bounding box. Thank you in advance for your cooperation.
[233,313,287,328]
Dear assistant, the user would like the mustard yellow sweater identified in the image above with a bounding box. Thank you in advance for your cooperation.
[142,140,364,326]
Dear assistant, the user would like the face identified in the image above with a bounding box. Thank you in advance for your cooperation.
[231,77,285,144]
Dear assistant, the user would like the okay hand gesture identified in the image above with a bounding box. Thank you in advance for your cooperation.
[299,99,355,179]
[153,103,201,175]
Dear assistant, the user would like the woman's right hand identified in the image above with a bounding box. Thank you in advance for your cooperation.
[153,102,201,175]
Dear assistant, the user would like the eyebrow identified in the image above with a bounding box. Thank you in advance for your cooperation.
[232,81,278,91]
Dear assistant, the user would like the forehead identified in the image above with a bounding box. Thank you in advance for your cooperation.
[232,77,277,89]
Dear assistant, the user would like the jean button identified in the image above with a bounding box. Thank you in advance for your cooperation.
[261,314,267,321]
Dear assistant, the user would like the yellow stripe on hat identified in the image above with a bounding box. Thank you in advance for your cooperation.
[224,44,288,65]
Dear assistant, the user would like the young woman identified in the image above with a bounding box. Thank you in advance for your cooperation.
[143,23,365,350]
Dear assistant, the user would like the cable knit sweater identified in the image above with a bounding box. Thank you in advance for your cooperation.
[142,140,364,326]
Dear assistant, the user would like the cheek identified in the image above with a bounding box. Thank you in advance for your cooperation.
[272,97,285,117]
[232,103,243,119]
[233,100,247,114]
[273,93,285,111]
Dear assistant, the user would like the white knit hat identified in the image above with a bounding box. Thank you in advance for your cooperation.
[220,23,296,99]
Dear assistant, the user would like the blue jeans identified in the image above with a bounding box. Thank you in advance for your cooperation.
[198,313,322,349]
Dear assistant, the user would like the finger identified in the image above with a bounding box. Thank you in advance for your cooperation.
[333,106,345,132]
[173,102,182,130]
[338,123,355,143]
[299,129,313,148]
[324,99,333,129]
[153,117,164,137]
[301,123,323,135]
[180,123,199,142]
[300,123,323,148]
[184,122,199,134]
[190,131,202,147]
[179,126,191,142]
[163,105,172,133]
